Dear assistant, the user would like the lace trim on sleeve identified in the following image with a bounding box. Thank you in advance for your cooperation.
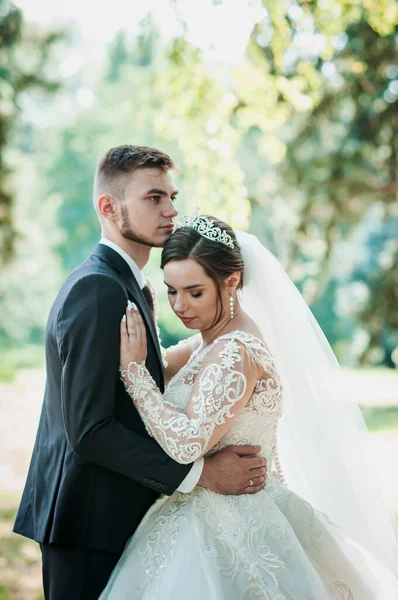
[120,338,255,464]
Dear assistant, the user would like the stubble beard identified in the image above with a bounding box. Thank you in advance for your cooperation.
[120,206,165,248]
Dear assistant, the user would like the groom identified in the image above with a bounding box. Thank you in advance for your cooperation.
[13,145,267,599]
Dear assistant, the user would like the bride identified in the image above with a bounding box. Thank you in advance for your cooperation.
[100,215,398,599]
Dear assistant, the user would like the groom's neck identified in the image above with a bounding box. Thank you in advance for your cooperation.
[101,233,151,269]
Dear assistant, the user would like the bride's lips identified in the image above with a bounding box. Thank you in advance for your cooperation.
[179,316,195,324]
[160,224,174,231]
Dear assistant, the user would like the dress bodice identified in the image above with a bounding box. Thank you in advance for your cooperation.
[164,331,284,468]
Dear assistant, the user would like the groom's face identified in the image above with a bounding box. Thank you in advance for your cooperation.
[118,167,178,248]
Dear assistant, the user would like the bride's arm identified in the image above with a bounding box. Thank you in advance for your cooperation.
[162,334,202,383]
[120,306,258,465]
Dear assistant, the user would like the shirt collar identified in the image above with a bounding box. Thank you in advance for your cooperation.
[99,237,146,289]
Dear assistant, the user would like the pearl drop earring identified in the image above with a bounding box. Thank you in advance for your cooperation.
[229,294,235,319]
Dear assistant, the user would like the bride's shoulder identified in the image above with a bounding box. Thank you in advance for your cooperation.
[218,313,265,347]
[215,322,276,373]
[219,330,267,353]
[214,330,269,360]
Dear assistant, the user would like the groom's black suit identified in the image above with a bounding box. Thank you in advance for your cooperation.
[13,244,192,598]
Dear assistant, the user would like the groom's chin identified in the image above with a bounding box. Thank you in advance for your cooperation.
[155,233,174,248]
[121,230,162,248]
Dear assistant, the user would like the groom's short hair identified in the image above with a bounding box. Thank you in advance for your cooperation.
[93,145,176,212]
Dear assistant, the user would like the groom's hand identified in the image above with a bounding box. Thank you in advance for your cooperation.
[198,445,267,495]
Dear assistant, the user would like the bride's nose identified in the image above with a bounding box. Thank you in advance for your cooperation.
[174,293,188,314]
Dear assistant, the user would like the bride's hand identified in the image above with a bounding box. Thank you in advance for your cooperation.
[120,301,148,371]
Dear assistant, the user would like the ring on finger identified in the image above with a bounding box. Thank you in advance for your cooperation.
[128,332,137,337]
[249,478,254,486]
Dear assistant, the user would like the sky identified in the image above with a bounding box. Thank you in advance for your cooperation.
[14,0,266,64]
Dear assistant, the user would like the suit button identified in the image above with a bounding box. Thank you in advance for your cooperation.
[149,479,156,486]
[161,484,168,491]
[143,477,150,484]
[155,482,162,489]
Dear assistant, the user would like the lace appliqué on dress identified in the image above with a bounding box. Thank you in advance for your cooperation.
[329,582,354,600]
[121,336,255,464]
[134,495,190,600]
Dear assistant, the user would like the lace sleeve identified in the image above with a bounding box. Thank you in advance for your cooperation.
[121,337,259,464]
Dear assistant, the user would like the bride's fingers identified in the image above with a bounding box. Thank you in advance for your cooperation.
[131,305,142,340]
[130,303,146,344]
[126,301,136,337]
[120,313,131,371]
[120,313,128,349]
[123,302,148,363]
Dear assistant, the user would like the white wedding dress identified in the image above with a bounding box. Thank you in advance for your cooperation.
[100,331,398,600]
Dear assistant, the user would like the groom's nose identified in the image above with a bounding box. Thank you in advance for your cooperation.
[163,197,178,218]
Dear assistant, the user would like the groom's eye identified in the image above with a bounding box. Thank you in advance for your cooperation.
[149,195,161,203]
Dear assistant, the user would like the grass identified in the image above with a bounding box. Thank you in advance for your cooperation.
[0,346,45,383]
[0,495,43,600]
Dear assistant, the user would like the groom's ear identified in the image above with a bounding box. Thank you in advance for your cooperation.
[225,272,241,293]
[97,194,118,221]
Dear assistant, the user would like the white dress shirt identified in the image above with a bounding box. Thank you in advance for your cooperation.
[99,238,204,493]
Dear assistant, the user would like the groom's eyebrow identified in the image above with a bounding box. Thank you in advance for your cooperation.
[145,188,179,198]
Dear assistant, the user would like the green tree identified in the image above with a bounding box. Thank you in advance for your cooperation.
[276,21,397,364]
[106,31,131,82]
[135,13,159,67]
[0,0,63,265]
[236,4,397,365]
[49,23,250,272]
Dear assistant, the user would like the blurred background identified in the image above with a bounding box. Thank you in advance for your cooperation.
[0,0,397,597]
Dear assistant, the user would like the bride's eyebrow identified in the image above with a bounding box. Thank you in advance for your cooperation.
[164,282,205,290]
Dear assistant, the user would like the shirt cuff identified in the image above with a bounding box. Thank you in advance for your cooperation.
[177,458,204,493]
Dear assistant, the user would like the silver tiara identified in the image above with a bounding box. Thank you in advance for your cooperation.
[174,212,235,248]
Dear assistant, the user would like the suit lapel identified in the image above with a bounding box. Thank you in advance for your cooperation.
[91,244,164,373]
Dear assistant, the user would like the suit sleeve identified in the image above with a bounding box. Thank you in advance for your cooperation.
[58,273,192,494]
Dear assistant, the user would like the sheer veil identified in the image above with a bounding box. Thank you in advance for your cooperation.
[236,230,398,574]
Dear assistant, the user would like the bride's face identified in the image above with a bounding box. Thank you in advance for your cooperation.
[164,259,226,330]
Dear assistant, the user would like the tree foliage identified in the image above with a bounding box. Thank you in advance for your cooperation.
[50,22,249,271]
[0,0,63,265]
[1,0,397,365]
[239,4,397,364]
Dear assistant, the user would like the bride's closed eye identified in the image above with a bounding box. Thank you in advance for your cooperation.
[167,290,203,298]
